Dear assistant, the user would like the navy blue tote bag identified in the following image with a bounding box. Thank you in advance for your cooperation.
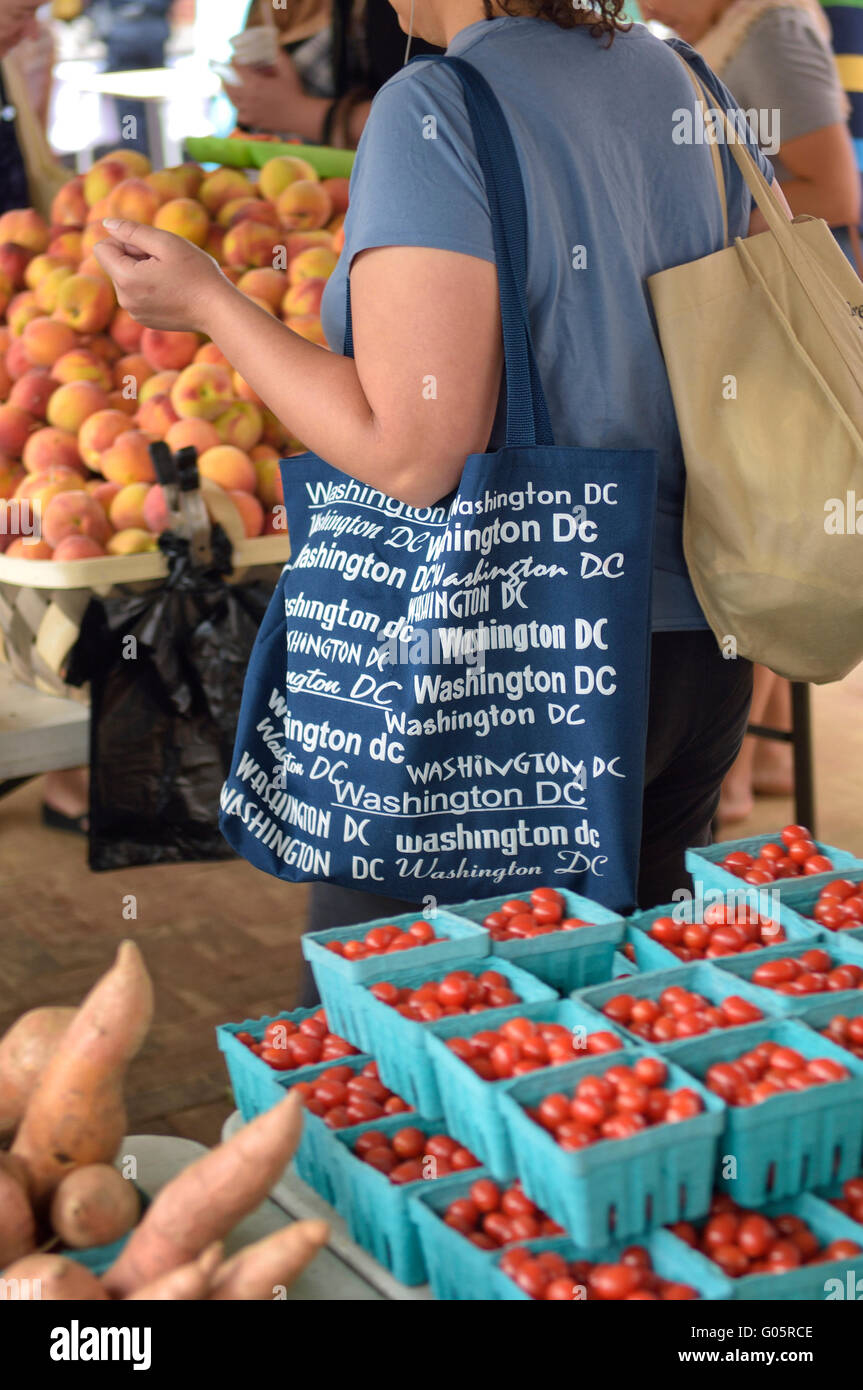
[220,56,658,913]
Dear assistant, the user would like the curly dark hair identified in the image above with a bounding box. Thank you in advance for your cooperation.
[480,1,631,45]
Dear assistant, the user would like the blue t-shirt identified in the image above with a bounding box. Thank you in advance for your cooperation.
[321,18,774,631]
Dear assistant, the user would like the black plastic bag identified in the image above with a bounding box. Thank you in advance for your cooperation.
[66,526,273,870]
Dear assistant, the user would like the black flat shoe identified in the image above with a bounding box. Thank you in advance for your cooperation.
[41,803,88,836]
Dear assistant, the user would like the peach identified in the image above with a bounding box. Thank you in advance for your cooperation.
[142,483,170,534]
[198,168,255,214]
[222,220,283,269]
[288,247,338,285]
[252,452,284,508]
[25,253,75,291]
[109,307,144,353]
[106,178,161,224]
[221,266,243,285]
[51,348,113,391]
[7,292,41,337]
[286,315,327,347]
[197,444,256,493]
[0,209,50,254]
[43,489,110,547]
[0,269,12,316]
[35,266,77,314]
[135,392,179,437]
[108,481,151,532]
[47,230,83,263]
[113,353,154,400]
[54,274,115,333]
[176,163,204,196]
[285,231,332,262]
[15,464,83,500]
[22,427,81,474]
[281,277,326,318]
[232,370,264,407]
[52,534,106,560]
[0,357,10,400]
[6,339,33,380]
[225,200,279,231]
[5,536,53,558]
[140,327,199,372]
[51,176,88,226]
[164,418,220,455]
[153,197,210,248]
[107,389,138,416]
[326,212,345,236]
[145,168,189,203]
[9,371,53,419]
[78,409,131,469]
[106,148,151,178]
[237,267,286,310]
[139,369,178,403]
[322,177,349,217]
[47,381,109,433]
[86,479,121,514]
[0,242,33,290]
[83,158,127,207]
[0,457,25,500]
[106,527,158,555]
[85,195,113,227]
[261,407,295,452]
[0,404,33,457]
[276,180,332,232]
[213,401,263,452]
[332,223,345,255]
[0,325,10,355]
[227,488,264,537]
[170,362,234,420]
[80,225,112,257]
[258,155,317,203]
[193,342,229,367]
[21,318,79,368]
[203,225,225,262]
[100,430,156,485]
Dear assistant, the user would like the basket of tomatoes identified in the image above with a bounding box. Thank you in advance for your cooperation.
[496,1049,725,1246]
[711,941,863,1017]
[491,1228,733,1301]
[215,1007,360,1119]
[624,896,819,972]
[450,886,623,992]
[673,1191,863,1301]
[301,909,490,1043]
[768,875,863,938]
[424,999,627,1179]
[685,825,863,898]
[672,1018,863,1207]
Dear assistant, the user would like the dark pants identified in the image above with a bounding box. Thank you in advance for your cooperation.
[297,630,753,1006]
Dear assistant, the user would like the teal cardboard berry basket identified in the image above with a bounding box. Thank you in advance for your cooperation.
[710,937,863,1018]
[325,958,558,1115]
[497,1048,726,1246]
[624,897,822,974]
[425,997,627,1179]
[672,1017,863,1207]
[445,889,623,992]
[685,834,863,900]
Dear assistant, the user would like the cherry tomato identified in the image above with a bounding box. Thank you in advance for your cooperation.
[590,1263,644,1299]
[363,1145,396,1174]
[736,1213,775,1258]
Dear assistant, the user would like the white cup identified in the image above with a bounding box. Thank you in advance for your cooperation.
[229,27,281,69]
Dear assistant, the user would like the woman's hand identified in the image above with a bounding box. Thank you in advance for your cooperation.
[93,219,229,333]
[224,50,323,140]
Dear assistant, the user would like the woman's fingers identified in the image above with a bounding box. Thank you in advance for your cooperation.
[208,1220,330,1301]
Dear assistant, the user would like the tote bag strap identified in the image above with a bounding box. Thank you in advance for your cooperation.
[673,53,729,249]
[342,54,554,448]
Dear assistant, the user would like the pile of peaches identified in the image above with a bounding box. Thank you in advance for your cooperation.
[0,148,345,561]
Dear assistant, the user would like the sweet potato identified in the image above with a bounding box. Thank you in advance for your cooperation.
[0,1253,108,1300]
[12,941,154,1204]
[50,1163,141,1249]
[208,1220,329,1300]
[104,1090,303,1298]
[125,1242,223,1300]
[0,1006,76,1138]
[0,1165,36,1269]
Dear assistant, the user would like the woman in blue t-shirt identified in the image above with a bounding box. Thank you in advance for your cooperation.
[93,1,792,998]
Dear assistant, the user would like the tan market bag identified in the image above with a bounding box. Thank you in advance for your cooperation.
[648,53,863,684]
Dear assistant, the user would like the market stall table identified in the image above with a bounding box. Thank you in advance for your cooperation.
[0,665,88,795]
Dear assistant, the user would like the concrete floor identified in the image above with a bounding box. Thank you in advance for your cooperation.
[0,664,861,1146]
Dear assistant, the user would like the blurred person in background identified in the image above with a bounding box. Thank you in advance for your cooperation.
[641,0,861,825]
[224,0,442,148]
[87,0,174,157]
[0,0,44,212]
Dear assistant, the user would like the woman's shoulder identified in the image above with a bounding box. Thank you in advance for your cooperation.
[734,4,839,63]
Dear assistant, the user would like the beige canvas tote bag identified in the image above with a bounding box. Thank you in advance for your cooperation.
[648,52,863,683]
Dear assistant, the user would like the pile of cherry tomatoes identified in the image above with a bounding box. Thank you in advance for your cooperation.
[802,878,863,933]
[324,919,438,960]
[351,1127,479,1183]
[442,1178,563,1248]
[289,1060,411,1126]
[500,1244,699,1300]
[705,1039,850,1106]
[526,1057,704,1150]
[235,1009,359,1071]
[480,887,592,941]
[444,1015,622,1080]
[831,1176,863,1224]
[601,985,763,1043]
[820,1012,863,1059]
[671,1194,860,1276]
[368,969,521,1021]
[748,947,863,996]
[719,825,833,885]
[645,904,784,962]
